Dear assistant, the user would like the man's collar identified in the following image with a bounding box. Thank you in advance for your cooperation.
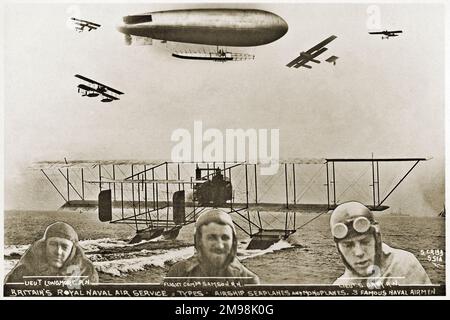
[184,255,201,273]
[185,254,242,275]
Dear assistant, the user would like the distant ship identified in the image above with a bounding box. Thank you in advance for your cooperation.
[438,207,445,218]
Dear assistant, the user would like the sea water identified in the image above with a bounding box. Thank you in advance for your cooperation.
[4,210,445,284]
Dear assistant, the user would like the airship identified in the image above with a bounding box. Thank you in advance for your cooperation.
[117,8,288,61]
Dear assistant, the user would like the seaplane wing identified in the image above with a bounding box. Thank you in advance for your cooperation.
[287,35,337,69]
[369,30,402,38]
[286,55,310,68]
[369,30,402,35]
[31,160,164,170]
[304,35,338,54]
[85,179,207,184]
[75,74,124,102]
[71,17,101,32]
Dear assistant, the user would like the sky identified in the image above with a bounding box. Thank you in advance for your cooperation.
[1,1,446,214]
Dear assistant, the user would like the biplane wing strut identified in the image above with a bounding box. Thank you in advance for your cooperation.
[325,158,426,210]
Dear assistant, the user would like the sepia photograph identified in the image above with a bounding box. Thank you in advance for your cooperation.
[1,0,446,299]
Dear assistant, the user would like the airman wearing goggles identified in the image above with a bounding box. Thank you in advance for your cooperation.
[330,201,431,286]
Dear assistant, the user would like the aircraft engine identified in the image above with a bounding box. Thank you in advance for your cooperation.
[195,174,232,207]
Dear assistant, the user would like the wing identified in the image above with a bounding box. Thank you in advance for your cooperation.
[85,179,207,184]
[75,75,124,95]
[288,47,328,68]
[101,85,124,95]
[304,35,337,54]
[369,30,402,35]
[75,74,100,84]
[31,160,165,170]
[235,203,389,212]
[71,17,101,28]
[286,55,307,68]
[287,35,337,68]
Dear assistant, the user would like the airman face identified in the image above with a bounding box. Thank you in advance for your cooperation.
[337,233,376,276]
[46,237,74,268]
[199,222,233,269]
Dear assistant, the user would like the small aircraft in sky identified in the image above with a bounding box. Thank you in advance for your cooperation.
[71,17,101,32]
[286,35,337,69]
[369,30,403,39]
[75,74,124,103]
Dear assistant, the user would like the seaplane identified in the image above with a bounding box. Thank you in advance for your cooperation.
[286,35,337,69]
[369,30,403,39]
[33,157,427,249]
[117,8,288,62]
[71,17,101,33]
[75,74,124,103]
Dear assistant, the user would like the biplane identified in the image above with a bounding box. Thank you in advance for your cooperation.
[71,17,101,32]
[33,157,427,249]
[286,35,337,69]
[75,74,124,103]
[369,30,403,39]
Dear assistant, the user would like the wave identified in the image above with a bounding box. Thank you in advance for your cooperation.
[238,239,294,260]
[3,236,167,258]
[94,246,195,277]
[4,244,30,258]
[92,239,294,277]
[79,237,163,252]
[3,237,144,257]
[4,237,295,278]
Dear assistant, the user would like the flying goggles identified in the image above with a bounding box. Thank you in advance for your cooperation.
[332,216,373,240]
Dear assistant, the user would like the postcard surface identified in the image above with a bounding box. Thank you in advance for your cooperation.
[1,1,446,300]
